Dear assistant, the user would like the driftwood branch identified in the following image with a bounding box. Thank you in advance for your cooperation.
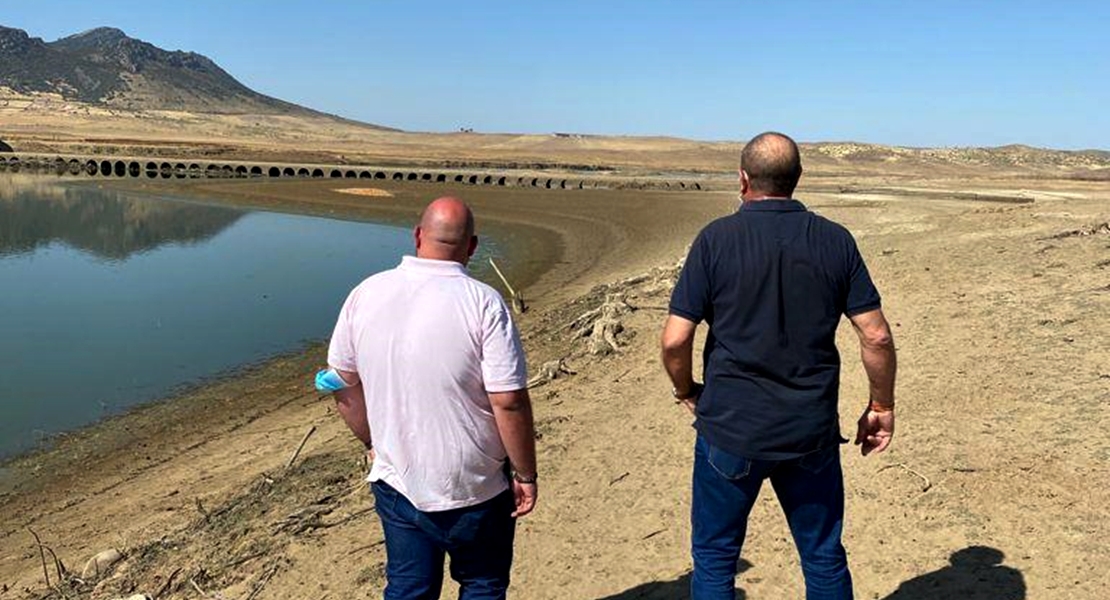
[489,258,527,314]
[284,425,317,470]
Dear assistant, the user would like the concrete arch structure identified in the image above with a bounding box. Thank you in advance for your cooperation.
[0,152,710,195]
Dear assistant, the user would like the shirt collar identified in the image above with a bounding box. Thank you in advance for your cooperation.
[399,255,469,276]
[738,199,807,212]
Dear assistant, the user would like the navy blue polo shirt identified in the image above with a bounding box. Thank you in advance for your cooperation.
[669,199,881,460]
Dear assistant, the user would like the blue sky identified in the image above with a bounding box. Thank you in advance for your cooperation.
[3,1,1107,149]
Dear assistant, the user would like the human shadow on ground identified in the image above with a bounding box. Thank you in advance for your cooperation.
[596,560,751,600]
[882,546,1025,600]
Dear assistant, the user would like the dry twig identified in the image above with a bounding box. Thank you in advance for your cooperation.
[27,528,50,587]
[153,566,183,599]
[243,566,279,600]
[878,462,932,493]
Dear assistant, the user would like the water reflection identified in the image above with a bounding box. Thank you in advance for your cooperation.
[0,175,242,259]
[0,175,413,459]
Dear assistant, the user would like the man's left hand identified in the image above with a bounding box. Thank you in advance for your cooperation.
[511,480,537,518]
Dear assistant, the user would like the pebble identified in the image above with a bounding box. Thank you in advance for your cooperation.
[81,548,123,579]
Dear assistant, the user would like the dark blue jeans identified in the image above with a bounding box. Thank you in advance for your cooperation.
[372,482,517,600]
[691,435,853,600]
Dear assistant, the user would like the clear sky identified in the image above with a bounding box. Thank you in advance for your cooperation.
[3,1,1107,149]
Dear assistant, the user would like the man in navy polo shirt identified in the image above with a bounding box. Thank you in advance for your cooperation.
[662,132,897,600]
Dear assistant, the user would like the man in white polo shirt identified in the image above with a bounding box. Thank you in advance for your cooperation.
[325,196,537,600]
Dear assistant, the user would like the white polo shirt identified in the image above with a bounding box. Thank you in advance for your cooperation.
[327,256,528,511]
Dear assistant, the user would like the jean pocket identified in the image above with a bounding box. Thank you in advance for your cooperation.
[371,481,401,516]
[707,445,753,481]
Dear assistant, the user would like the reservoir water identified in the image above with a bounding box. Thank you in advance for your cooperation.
[0,176,488,459]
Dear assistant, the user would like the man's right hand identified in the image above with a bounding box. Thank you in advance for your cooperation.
[511,481,537,518]
[855,406,894,456]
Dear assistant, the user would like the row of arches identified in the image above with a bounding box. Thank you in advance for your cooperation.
[0,155,703,191]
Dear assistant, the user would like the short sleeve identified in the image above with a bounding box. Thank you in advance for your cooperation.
[327,289,359,372]
[481,295,528,392]
[844,238,882,317]
[669,230,712,323]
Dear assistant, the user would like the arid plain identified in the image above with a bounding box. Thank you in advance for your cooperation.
[1,104,1109,599]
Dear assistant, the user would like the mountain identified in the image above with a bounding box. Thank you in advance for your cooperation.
[1,25,329,115]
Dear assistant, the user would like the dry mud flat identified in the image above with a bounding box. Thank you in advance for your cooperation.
[1,177,1109,599]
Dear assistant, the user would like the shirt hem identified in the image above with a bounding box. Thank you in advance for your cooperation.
[366,473,509,512]
[668,306,702,322]
[845,301,882,317]
[485,381,529,393]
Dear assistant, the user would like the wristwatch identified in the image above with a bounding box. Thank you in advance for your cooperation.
[672,382,704,400]
[511,471,538,485]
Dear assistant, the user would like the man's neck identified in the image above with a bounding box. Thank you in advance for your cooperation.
[741,194,792,202]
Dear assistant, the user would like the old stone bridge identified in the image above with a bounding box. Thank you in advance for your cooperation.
[0,152,703,191]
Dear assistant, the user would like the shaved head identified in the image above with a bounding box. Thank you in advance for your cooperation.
[415,197,478,263]
[741,132,803,198]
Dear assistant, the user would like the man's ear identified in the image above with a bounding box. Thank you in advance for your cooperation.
[414,226,423,250]
[739,170,751,195]
[468,235,479,257]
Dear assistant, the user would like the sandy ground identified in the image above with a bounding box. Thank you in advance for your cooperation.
[1,171,1109,600]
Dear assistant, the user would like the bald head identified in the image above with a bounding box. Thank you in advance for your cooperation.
[740,132,803,199]
[415,196,478,264]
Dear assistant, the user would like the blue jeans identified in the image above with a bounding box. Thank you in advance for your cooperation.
[691,435,853,600]
[372,482,517,600]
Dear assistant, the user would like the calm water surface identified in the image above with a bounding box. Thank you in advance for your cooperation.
[0,176,499,459]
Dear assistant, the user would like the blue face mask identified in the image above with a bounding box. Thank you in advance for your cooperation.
[315,368,353,392]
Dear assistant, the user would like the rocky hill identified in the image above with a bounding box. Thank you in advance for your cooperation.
[0,25,345,116]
